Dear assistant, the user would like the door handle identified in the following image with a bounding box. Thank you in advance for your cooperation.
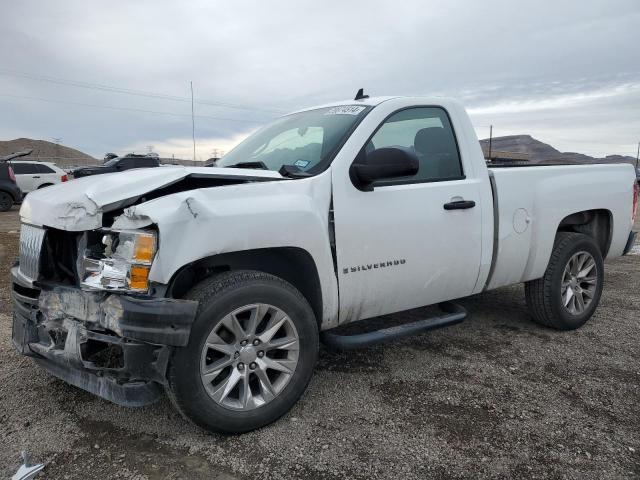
[32,176,40,179]
[443,200,476,210]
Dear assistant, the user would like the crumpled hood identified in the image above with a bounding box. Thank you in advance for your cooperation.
[20,166,284,230]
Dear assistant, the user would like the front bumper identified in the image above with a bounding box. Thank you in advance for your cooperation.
[11,266,198,406]
[623,231,637,256]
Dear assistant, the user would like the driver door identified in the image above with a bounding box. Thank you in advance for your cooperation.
[331,106,484,323]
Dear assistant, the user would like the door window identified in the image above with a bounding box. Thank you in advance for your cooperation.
[367,107,463,183]
[11,163,39,174]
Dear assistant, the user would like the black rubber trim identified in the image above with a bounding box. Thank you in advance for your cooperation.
[118,296,198,347]
[623,231,637,256]
[33,357,162,407]
[320,302,467,350]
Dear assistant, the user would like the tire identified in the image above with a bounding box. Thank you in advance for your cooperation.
[167,270,318,433]
[0,191,12,212]
[525,232,604,330]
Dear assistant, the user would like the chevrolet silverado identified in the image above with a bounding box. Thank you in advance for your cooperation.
[11,95,638,433]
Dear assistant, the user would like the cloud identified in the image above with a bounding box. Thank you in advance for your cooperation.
[0,0,639,159]
[122,131,254,161]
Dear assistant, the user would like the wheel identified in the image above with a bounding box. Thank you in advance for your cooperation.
[525,232,604,330]
[0,191,12,212]
[167,270,318,433]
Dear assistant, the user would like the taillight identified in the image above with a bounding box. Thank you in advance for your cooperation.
[633,181,639,223]
[8,166,16,182]
[61,174,68,182]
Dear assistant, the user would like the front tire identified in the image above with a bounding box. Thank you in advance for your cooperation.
[525,232,604,330]
[167,270,318,433]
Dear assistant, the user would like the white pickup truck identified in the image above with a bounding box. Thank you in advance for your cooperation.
[11,95,638,433]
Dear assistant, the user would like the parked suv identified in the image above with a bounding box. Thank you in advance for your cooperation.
[73,154,160,178]
[0,162,22,211]
[9,161,68,194]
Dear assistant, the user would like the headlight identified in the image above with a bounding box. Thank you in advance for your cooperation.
[79,229,157,293]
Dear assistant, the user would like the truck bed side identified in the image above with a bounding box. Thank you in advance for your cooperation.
[486,163,635,290]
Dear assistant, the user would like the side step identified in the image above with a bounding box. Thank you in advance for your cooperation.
[320,302,467,350]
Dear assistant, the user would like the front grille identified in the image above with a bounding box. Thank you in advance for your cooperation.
[19,224,46,281]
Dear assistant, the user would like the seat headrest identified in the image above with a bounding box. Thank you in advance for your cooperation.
[414,127,453,155]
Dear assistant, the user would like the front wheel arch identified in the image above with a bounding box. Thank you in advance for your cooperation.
[166,247,324,328]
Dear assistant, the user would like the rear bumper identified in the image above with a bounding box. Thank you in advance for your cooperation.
[11,266,198,406]
[623,231,637,256]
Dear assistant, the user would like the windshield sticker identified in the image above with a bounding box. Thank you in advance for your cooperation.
[294,159,310,168]
[325,105,366,116]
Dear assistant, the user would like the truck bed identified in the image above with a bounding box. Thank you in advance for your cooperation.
[486,163,635,291]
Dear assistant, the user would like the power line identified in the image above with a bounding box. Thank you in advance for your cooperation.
[0,69,285,114]
[0,93,265,124]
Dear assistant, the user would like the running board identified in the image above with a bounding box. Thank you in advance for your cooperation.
[320,302,467,350]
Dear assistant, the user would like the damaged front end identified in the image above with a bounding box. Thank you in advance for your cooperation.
[11,222,198,406]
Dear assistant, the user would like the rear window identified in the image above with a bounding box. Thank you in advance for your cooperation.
[0,163,10,179]
[37,164,56,174]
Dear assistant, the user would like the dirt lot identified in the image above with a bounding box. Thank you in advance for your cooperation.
[1,206,638,479]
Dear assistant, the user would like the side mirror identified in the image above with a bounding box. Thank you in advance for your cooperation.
[350,147,419,190]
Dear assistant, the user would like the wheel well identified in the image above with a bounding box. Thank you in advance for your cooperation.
[38,183,54,188]
[166,247,323,326]
[0,188,17,201]
[556,209,612,257]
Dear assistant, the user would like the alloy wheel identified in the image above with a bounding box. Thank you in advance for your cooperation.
[200,303,300,410]
[561,251,598,315]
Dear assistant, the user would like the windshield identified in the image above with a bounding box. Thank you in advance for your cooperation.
[217,105,371,173]
[103,157,119,167]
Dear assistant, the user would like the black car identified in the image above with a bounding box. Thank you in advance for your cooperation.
[73,154,160,178]
[0,161,23,211]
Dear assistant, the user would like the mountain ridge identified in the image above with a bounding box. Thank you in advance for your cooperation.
[0,138,98,166]
[479,135,636,165]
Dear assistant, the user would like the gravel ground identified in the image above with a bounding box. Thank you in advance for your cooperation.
[0,208,638,479]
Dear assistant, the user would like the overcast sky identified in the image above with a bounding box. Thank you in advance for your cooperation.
[1,0,639,160]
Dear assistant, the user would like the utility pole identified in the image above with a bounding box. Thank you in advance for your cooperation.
[488,125,493,161]
[190,81,196,162]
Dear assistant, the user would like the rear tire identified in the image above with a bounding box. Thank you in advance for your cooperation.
[0,191,12,212]
[167,270,318,433]
[525,232,604,330]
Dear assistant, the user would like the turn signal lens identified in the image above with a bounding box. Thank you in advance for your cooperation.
[134,233,156,263]
[129,265,150,291]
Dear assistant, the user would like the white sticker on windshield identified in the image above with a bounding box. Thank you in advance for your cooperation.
[325,105,366,116]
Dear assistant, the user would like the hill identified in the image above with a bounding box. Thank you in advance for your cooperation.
[0,138,98,167]
[479,135,636,165]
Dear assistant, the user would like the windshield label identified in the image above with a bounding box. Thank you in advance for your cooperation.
[325,105,366,116]
[294,159,310,168]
